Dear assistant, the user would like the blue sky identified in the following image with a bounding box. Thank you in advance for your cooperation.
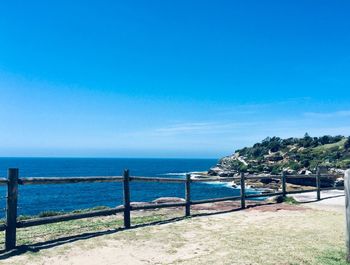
[0,1,350,158]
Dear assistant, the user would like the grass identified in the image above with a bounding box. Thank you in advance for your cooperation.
[0,206,114,224]
[0,209,175,247]
[313,139,346,151]
[316,249,348,265]
[283,196,300,205]
[0,204,348,264]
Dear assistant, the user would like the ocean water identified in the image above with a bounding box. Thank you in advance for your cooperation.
[0,158,258,217]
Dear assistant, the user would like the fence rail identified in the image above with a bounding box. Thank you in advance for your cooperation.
[0,168,344,251]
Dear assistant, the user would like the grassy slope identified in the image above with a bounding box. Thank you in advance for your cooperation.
[313,139,346,151]
[223,136,350,174]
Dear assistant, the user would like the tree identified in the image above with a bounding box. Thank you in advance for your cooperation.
[345,137,350,150]
[319,135,331,145]
[300,133,313,148]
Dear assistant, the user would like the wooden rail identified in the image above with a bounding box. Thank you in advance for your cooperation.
[0,167,344,251]
[19,176,123,185]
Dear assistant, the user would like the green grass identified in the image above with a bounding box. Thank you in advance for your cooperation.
[0,206,114,224]
[0,211,174,247]
[313,139,346,151]
[316,249,348,265]
[283,196,300,205]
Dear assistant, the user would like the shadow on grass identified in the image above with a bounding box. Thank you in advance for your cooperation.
[0,202,269,260]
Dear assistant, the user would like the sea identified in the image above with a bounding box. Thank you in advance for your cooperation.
[0,158,259,217]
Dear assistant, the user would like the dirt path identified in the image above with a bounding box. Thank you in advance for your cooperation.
[2,197,346,265]
[293,189,345,211]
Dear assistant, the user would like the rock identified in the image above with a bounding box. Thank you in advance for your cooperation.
[130,202,151,207]
[208,166,223,176]
[261,188,275,194]
[329,168,345,175]
[230,181,238,188]
[117,201,152,209]
[335,177,344,187]
[152,197,185,204]
[260,178,280,184]
[287,176,335,187]
[266,195,284,203]
[218,171,235,177]
[284,168,295,174]
[191,174,207,179]
[208,165,236,177]
[305,170,312,175]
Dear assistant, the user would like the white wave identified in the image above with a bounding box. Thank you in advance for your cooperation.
[161,172,187,176]
[200,181,240,189]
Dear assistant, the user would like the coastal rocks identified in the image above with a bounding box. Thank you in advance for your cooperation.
[266,195,284,203]
[283,168,296,174]
[152,197,185,204]
[191,172,208,179]
[207,166,236,177]
[130,202,151,207]
[246,178,281,190]
[117,197,186,210]
[208,166,223,176]
[329,168,345,175]
[297,169,312,175]
[116,201,152,210]
[230,181,238,188]
[218,171,236,177]
[286,175,335,187]
[335,177,344,187]
[261,188,276,194]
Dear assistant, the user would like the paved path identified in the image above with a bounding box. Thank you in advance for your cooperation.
[292,189,345,211]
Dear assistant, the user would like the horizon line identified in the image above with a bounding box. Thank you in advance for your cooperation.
[0,156,219,160]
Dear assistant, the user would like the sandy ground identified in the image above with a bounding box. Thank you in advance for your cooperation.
[1,190,346,265]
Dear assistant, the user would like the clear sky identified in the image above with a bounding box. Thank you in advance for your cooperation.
[0,1,350,158]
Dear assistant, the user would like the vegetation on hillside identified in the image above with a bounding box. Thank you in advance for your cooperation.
[219,134,350,174]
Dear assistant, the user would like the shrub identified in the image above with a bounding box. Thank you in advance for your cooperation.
[345,137,350,150]
[38,211,64,217]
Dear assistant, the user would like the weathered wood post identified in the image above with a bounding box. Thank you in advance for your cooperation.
[316,167,321,201]
[282,171,287,197]
[240,172,245,209]
[123,169,131,229]
[345,169,350,262]
[5,168,19,251]
[185,173,191,217]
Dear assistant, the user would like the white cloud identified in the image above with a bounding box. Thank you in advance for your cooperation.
[153,121,262,135]
[304,110,350,118]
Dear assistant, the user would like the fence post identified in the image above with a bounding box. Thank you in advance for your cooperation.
[123,169,131,229]
[5,168,19,251]
[345,170,350,262]
[282,171,287,197]
[316,167,321,201]
[240,172,245,209]
[185,173,191,217]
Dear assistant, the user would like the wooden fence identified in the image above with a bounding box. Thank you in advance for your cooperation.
[344,169,350,262]
[0,168,344,251]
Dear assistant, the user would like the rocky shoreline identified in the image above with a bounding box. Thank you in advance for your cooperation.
[190,166,344,194]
